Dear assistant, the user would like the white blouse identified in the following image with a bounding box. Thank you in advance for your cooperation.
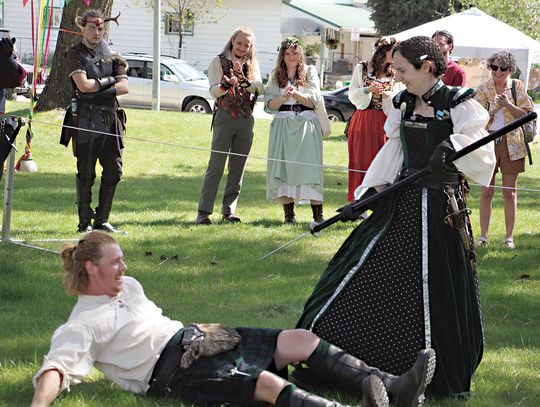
[33,277,183,395]
[348,62,404,115]
[354,98,496,199]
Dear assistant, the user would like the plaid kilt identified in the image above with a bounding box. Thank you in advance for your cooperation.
[157,327,285,406]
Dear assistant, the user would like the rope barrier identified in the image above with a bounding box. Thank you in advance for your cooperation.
[2,112,539,257]
[27,117,540,194]
[29,118,369,174]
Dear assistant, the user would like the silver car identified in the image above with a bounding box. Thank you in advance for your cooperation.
[118,53,214,113]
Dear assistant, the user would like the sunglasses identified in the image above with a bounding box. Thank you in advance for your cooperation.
[488,64,509,72]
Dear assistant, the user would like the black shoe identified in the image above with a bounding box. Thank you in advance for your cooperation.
[384,349,436,407]
[222,214,241,223]
[196,211,212,225]
[93,222,123,234]
[77,223,92,233]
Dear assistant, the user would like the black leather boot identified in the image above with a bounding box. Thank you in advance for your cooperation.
[306,344,436,407]
[76,177,93,233]
[377,349,436,407]
[94,184,121,233]
[311,204,324,223]
[283,202,296,225]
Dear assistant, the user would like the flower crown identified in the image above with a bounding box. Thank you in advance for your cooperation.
[278,37,305,52]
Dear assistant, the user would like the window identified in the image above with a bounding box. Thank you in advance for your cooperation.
[125,59,146,79]
[146,63,176,81]
[44,6,62,28]
[160,64,175,81]
[164,12,194,36]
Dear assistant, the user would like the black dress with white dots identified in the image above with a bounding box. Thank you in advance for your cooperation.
[297,106,484,398]
[314,185,425,375]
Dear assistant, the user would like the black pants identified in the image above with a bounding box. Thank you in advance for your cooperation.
[76,133,122,188]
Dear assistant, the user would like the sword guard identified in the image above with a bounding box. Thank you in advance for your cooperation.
[309,222,322,238]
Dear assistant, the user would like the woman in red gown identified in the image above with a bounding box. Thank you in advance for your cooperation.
[347,37,403,202]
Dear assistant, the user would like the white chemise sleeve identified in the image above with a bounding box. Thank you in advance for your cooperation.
[32,323,96,393]
[449,98,496,186]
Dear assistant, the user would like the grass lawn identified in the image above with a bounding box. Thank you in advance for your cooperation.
[0,101,539,406]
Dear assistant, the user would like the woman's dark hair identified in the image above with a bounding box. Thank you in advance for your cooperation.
[487,50,516,72]
[274,40,307,88]
[392,36,447,77]
[371,36,397,77]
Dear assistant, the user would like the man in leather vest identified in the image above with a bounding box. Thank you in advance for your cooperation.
[64,9,128,233]
[196,27,264,225]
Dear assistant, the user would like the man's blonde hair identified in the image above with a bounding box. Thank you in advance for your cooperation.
[61,231,117,295]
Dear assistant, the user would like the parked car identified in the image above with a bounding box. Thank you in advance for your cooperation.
[118,53,213,113]
[322,86,355,122]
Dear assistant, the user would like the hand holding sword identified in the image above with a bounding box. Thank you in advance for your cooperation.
[258,111,537,260]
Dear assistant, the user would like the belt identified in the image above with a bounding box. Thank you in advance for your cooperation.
[399,167,459,189]
[79,102,118,112]
[278,104,314,113]
[147,328,185,397]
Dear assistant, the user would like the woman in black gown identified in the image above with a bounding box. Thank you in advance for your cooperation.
[297,36,496,399]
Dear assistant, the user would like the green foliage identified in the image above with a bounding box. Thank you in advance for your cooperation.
[1,101,539,406]
[458,0,540,41]
[304,43,321,57]
[366,0,463,35]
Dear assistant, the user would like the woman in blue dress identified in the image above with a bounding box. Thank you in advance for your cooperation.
[265,38,325,225]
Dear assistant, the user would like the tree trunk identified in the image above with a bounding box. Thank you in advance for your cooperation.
[35,0,114,111]
[177,29,183,59]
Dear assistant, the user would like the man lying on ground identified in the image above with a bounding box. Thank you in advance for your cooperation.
[31,231,436,407]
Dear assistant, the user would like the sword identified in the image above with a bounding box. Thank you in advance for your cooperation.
[310,111,537,236]
[259,111,537,260]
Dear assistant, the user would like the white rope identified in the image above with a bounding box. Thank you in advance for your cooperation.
[30,118,368,174]
[21,117,540,194]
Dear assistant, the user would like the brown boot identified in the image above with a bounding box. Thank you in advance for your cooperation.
[311,204,324,223]
[283,202,296,224]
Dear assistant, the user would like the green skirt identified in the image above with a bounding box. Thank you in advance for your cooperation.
[162,327,285,406]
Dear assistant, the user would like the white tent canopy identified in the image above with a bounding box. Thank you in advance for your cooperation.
[393,8,540,89]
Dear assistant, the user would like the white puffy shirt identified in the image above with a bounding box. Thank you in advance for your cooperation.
[33,277,183,394]
[354,98,496,199]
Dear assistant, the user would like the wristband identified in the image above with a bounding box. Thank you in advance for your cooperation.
[363,87,369,94]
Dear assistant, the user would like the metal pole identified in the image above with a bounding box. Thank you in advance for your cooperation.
[1,149,16,242]
[319,29,326,87]
[152,0,161,111]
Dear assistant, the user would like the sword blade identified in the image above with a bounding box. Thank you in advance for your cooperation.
[259,231,311,261]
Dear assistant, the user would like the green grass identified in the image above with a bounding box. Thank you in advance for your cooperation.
[1,101,539,406]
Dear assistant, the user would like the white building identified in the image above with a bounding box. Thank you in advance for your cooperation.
[1,0,376,82]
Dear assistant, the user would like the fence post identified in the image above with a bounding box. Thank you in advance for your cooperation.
[1,148,16,242]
